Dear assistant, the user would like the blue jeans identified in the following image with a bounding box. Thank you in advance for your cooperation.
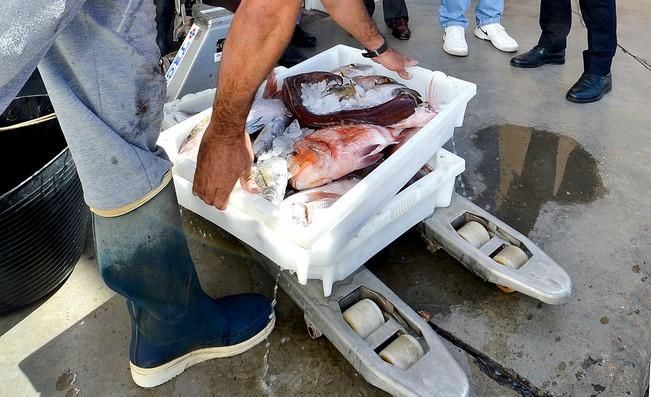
[439,0,503,28]
[0,0,171,214]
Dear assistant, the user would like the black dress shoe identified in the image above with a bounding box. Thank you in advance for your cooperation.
[510,46,565,68]
[291,25,317,48]
[566,73,612,103]
[389,17,411,40]
[278,45,308,68]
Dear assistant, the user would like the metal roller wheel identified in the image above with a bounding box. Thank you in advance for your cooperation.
[493,245,529,293]
[378,334,425,370]
[343,298,385,339]
[304,315,323,339]
[457,221,490,248]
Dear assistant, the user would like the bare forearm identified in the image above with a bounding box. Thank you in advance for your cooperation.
[210,0,301,137]
[321,0,384,50]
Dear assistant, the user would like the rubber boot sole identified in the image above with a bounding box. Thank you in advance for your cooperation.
[130,314,276,388]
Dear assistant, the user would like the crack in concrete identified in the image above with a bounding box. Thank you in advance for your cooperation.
[571,8,651,72]
[617,44,651,71]
[428,322,555,397]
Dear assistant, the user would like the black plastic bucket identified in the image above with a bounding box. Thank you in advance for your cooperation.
[0,94,90,314]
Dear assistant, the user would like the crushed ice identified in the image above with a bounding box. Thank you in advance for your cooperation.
[300,80,396,115]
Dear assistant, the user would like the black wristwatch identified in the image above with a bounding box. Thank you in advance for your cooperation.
[362,36,389,58]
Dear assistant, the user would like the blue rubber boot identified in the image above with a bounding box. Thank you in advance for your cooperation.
[93,183,274,388]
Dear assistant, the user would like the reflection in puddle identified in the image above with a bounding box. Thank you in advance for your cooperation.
[470,125,605,235]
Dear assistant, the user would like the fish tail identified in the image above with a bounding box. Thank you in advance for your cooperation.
[263,70,281,99]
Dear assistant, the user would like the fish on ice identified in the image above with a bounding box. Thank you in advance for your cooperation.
[246,69,288,133]
[332,63,375,79]
[246,99,286,134]
[281,177,360,225]
[389,103,437,130]
[252,116,291,157]
[282,72,420,128]
[178,114,211,156]
[259,119,312,160]
[288,124,401,190]
[252,156,289,206]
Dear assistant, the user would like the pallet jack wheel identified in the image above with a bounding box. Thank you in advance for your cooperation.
[457,221,490,248]
[304,315,323,339]
[493,245,528,293]
[378,334,425,370]
[343,299,385,339]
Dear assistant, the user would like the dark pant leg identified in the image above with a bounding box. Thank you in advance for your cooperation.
[364,0,376,17]
[538,0,572,51]
[383,0,409,24]
[580,0,617,75]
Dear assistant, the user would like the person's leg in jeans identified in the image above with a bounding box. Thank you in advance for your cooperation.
[580,0,617,76]
[475,0,503,27]
[440,0,470,56]
[439,0,471,29]
[538,0,572,52]
[0,0,273,388]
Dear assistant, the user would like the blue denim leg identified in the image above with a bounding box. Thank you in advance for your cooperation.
[440,0,471,28]
[0,0,172,213]
[476,0,504,27]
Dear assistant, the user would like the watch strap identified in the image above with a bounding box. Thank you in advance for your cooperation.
[362,36,389,58]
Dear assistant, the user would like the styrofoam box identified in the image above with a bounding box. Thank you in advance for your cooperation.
[157,45,475,295]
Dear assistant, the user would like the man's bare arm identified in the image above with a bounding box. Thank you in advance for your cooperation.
[193,0,302,209]
[321,0,418,78]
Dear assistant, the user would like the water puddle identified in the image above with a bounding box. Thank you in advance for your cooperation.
[55,369,80,397]
[467,124,605,235]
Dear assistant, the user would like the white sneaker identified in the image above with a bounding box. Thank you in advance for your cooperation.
[443,26,468,57]
[474,23,519,52]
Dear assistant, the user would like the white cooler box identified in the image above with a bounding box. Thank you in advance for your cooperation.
[157,45,475,295]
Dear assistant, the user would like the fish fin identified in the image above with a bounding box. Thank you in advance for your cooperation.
[359,144,381,157]
[246,116,264,134]
[262,71,279,99]
[427,75,436,110]
[357,152,384,169]
[390,128,405,138]
[301,191,342,203]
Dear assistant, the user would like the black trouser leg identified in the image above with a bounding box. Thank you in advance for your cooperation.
[364,0,376,17]
[538,0,572,52]
[383,0,409,25]
[580,0,617,75]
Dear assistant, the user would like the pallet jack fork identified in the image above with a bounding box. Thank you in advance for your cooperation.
[248,193,571,397]
[422,193,572,305]
[252,255,471,397]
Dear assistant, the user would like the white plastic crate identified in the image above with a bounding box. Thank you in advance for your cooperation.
[157,44,474,295]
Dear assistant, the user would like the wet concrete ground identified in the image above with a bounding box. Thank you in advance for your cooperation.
[2,0,650,395]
